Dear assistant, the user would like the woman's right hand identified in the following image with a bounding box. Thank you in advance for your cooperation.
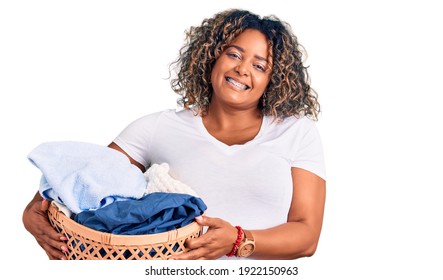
[22,192,68,260]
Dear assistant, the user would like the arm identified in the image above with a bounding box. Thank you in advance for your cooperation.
[108,142,146,172]
[252,167,326,259]
[171,167,326,260]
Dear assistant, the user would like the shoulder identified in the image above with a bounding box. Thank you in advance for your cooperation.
[146,108,195,120]
[127,109,198,132]
[137,108,174,121]
[129,108,192,124]
[265,115,317,137]
[282,115,315,128]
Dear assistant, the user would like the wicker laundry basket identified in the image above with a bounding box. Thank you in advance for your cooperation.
[47,203,203,260]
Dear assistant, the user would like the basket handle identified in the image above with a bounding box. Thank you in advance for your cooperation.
[101,232,112,244]
[167,229,178,241]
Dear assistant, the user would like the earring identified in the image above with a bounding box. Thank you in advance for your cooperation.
[261,93,267,108]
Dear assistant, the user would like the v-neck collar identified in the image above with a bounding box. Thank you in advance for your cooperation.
[194,114,267,153]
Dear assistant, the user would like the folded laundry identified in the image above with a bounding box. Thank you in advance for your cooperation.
[28,141,147,214]
[74,192,207,235]
[144,163,198,197]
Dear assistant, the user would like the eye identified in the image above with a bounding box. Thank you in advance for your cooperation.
[254,64,266,72]
[227,52,241,60]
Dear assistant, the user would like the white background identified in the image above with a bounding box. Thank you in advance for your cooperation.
[1,0,442,279]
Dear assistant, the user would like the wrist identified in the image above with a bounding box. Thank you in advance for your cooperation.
[235,229,255,258]
[226,226,243,257]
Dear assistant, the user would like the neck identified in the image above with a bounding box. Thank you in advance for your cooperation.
[204,103,262,130]
[201,102,264,146]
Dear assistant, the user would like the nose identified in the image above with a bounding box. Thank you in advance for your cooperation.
[234,61,249,76]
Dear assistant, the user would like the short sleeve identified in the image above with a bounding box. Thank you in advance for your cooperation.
[113,111,164,167]
[289,121,326,181]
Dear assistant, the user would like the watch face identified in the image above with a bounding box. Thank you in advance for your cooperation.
[239,243,255,257]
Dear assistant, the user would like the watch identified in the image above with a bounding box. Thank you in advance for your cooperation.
[236,229,255,257]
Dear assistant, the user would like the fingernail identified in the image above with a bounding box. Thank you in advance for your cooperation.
[61,256,66,260]
[61,246,69,252]
[60,236,68,241]
[195,216,203,222]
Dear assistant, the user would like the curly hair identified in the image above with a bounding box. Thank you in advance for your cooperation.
[169,9,320,121]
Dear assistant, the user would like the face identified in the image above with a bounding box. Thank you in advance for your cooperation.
[210,29,272,111]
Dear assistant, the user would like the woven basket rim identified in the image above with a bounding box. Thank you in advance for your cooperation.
[49,202,202,246]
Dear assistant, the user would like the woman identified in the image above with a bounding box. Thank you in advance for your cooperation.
[23,9,326,260]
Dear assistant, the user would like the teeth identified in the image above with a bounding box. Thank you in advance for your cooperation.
[226,77,249,90]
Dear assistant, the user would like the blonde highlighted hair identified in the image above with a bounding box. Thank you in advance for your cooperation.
[170,9,320,121]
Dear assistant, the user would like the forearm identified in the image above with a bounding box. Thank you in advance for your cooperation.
[251,221,321,260]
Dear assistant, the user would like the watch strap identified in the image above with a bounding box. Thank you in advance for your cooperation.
[236,229,255,257]
[243,229,254,241]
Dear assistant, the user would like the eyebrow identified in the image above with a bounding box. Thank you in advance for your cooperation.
[228,45,268,62]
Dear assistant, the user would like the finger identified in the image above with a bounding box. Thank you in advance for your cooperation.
[41,234,68,255]
[40,199,49,211]
[36,232,68,258]
[45,250,60,260]
[170,248,206,260]
[35,217,69,258]
[44,225,67,243]
[35,214,67,242]
[194,215,222,228]
[37,233,68,260]
[42,242,67,260]
[185,233,215,250]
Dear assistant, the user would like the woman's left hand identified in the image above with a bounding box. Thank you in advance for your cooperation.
[169,215,238,260]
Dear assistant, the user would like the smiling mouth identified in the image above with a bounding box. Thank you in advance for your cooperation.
[226,77,250,90]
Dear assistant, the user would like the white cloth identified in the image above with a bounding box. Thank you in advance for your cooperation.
[144,163,199,197]
[52,201,72,218]
[114,109,326,232]
[28,141,147,214]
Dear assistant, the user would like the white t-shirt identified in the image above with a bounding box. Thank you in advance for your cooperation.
[114,109,326,231]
